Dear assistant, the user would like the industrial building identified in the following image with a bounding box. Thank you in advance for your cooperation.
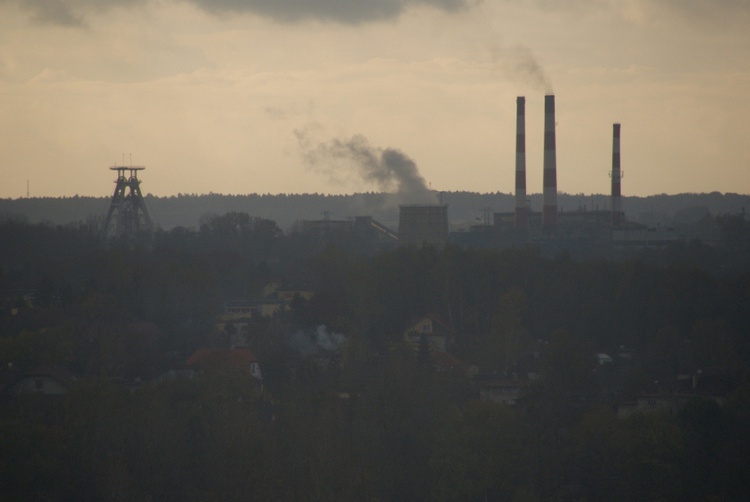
[97,95,678,258]
[455,94,677,256]
[398,204,449,248]
[299,214,399,254]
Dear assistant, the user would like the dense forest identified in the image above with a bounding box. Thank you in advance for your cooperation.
[2,211,750,500]
[2,190,749,231]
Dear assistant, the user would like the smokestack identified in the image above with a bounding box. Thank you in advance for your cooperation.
[515,97,528,226]
[543,94,557,227]
[611,123,623,226]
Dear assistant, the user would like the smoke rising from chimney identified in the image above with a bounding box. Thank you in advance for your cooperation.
[297,129,437,203]
[491,45,553,94]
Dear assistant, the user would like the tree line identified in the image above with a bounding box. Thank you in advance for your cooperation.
[2,190,749,231]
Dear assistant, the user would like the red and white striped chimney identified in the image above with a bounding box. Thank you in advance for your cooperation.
[611,123,623,226]
[515,96,527,226]
[543,94,558,227]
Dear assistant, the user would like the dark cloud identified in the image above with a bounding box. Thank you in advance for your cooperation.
[3,0,146,26]
[6,0,474,26]
[192,0,473,24]
[24,0,84,26]
[0,0,141,26]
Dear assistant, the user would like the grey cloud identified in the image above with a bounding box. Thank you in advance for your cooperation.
[654,0,750,26]
[7,0,475,26]
[527,0,750,27]
[8,0,750,28]
[25,0,84,26]
[3,0,146,26]
[191,0,472,24]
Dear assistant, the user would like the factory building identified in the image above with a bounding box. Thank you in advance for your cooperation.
[398,204,449,248]
[450,94,678,256]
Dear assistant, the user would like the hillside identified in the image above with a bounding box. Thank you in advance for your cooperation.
[1,191,748,232]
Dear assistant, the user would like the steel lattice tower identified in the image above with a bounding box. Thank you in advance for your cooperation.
[102,165,153,239]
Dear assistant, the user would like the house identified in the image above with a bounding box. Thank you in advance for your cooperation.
[263,282,316,303]
[256,300,286,318]
[476,378,529,406]
[256,282,316,317]
[222,299,285,319]
[403,314,455,353]
[617,370,731,419]
[186,348,263,381]
[223,301,258,318]
[12,366,76,396]
[216,283,316,327]
[215,304,254,348]
[617,392,727,419]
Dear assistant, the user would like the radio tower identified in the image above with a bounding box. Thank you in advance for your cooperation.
[102,162,153,240]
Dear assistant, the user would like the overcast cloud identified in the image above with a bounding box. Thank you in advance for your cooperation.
[8,0,750,27]
[0,0,748,198]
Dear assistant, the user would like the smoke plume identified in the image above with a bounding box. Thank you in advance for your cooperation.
[297,130,438,203]
[490,44,553,94]
[287,325,347,357]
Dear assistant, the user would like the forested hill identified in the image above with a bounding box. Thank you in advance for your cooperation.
[1,191,748,232]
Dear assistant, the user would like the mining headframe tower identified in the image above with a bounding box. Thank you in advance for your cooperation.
[102,164,153,240]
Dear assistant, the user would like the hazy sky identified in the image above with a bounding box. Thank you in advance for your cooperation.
[1,0,748,198]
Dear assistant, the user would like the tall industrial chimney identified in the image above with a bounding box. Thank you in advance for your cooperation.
[515,96,528,226]
[543,94,558,227]
[610,123,623,226]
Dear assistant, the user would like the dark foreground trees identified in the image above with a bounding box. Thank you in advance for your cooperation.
[3,216,750,499]
[3,372,750,500]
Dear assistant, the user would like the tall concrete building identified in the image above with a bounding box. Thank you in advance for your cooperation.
[398,205,448,247]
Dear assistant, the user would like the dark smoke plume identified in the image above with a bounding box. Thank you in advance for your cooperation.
[298,131,437,203]
[491,44,553,93]
[508,45,553,94]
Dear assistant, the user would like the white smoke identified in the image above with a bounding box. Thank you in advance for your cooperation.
[287,325,347,356]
